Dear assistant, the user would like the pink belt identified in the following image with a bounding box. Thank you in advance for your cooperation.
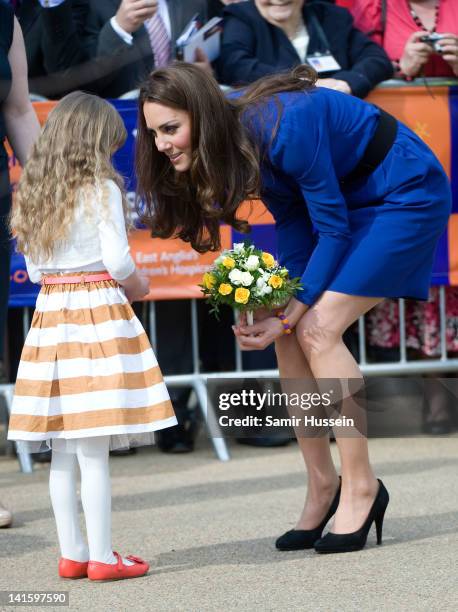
[42,272,114,285]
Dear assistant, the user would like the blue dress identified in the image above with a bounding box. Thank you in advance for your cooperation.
[246,87,451,306]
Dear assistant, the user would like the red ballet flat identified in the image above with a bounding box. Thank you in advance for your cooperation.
[87,552,149,582]
[58,558,89,579]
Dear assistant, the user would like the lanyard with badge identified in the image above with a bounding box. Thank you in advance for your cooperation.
[305,13,341,73]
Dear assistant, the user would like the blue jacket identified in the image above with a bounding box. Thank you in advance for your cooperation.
[219,0,393,98]
[244,87,449,305]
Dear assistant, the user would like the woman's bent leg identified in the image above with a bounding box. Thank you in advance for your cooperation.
[296,291,382,534]
[275,333,339,530]
[49,449,89,562]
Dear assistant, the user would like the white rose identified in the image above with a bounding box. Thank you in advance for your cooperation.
[256,277,266,289]
[233,243,244,253]
[244,255,259,271]
[240,271,254,287]
[228,268,243,285]
[255,284,272,297]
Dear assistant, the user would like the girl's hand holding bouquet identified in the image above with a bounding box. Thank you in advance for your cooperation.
[122,271,150,303]
[201,243,302,350]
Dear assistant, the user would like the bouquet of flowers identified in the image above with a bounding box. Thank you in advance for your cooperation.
[200,243,302,324]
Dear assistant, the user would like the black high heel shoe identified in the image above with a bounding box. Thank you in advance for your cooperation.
[314,478,389,554]
[275,478,341,551]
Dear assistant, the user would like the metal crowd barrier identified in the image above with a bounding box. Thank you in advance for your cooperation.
[0,384,33,473]
[2,287,457,471]
[149,286,458,464]
[357,288,458,375]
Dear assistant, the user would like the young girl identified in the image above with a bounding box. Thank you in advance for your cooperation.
[7,91,177,581]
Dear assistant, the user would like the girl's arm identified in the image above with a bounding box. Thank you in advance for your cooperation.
[97,180,149,302]
[3,17,40,167]
[24,256,42,285]
[117,269,150,303]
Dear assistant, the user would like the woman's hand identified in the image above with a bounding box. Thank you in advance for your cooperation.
[399,31,434,78]
[232,298,308,350]
[236,307,274,328]
[316,78,352,95]
[232,316,284,351]
[437,33,458,76]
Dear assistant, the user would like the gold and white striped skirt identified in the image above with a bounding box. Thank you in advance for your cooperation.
[7,277,177,453]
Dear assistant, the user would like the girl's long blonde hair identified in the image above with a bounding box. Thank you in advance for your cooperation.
[11,91,128,262]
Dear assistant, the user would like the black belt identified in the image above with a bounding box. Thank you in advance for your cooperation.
[340,108,398,185]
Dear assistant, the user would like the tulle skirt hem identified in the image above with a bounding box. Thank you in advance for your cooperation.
[15,431,157,455]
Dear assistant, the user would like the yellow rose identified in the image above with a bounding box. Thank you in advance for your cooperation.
[234,287,250,304]
[268,275,283,289]
[218,283,233,295]
[262,252,275,268]
[222,257,235,269]
[203,272,216,290]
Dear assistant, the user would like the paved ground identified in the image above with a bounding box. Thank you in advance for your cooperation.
[1,434,458,612]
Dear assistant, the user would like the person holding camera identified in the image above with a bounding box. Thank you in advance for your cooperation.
[218,0,393,97]
[351,0,458,79]
[351,0,458,437]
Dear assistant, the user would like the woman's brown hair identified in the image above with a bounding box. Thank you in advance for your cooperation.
[136,63,316,253]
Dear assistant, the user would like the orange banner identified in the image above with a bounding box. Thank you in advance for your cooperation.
[129,227,233,300]
[367,85,451,175]
[7,101,57,185]
[449,215,458,286]
[8,87,457,306]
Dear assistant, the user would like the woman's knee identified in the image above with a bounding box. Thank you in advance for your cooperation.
[296,311,342,359]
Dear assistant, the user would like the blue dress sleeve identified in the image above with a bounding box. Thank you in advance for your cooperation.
[269,94,352,306]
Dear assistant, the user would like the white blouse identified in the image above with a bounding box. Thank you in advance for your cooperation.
[291,21,310,63]
[25,179,136,284]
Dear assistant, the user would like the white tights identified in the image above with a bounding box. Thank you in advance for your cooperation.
[49,437,132,565]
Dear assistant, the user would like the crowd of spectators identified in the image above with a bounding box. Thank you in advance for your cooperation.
[218,0,393,96]
[1,0,457,470]
[10,2,458,100]
[10,0,394,100]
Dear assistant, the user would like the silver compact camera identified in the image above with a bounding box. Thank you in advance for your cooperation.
[420,32,445,53]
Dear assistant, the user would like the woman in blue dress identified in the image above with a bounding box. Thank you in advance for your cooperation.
[135,63,451,554]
